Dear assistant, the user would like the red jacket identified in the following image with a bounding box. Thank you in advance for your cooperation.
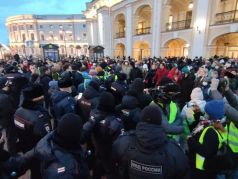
[153,68,169,86]
[168,67,182,84]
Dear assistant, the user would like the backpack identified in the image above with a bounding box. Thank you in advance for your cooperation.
[127,137,168,179]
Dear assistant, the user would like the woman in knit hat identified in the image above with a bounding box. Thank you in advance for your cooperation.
[188,100,229,179]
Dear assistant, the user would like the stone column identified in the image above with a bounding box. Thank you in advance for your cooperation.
[97,7,112,56]
[152,0,162,57]
[191,0,211,58]
[125,4,133,57]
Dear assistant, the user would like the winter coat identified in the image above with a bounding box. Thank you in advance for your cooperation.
[168,67,182,84]
[0,90,16,128]
[3,132,89,179]
[121,65,132,79]
[14,103,52,153]
[81,109,123,159]
[153,68,169,86]
[76,86,100,123]
[51,91,76,121]
[144,69,156,88]
[129,68,143,82]
[116,95,141,130]
[110,80,128,105]
[179,75,194,105]
[187,126,221,179]
[111,122,189,179]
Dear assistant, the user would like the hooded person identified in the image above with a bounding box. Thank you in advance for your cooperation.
[181,87,206,128]
[3,114,89,179]
[188,100,230,179]
[129,78,152,109]
[111,104,189,179]
[81,92,123,178]
[51,78,76,125]
[14,84,52,179]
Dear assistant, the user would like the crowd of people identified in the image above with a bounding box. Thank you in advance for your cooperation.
[0,54,238,179]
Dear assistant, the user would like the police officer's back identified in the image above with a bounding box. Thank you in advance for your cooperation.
[3,114,89,179]
[110,73,128,105]
[82,92,123,178]
[76,78,101,123]
[112,104,189,179]
[14,84,51,153]
[51,78,76,124]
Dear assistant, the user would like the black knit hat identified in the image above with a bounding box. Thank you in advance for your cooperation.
[23,84,44,101]
[88,77,100,91]
[118,73,127,81]
[130,78,144,93]
[58,78,73,88]
[54,113,82,149]
[141,104,162,125]
[97,92,115,112]
[56,113,82,139]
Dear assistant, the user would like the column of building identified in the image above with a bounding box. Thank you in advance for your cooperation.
[152,0,162,57]
[125,4,133,57]
[191,0,211,58]
[97,7,112,56]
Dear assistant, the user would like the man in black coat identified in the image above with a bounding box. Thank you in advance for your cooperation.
[82,92,123,179]
[40,66,52,109]
[51,78,76,125]
[0,77,18,154]
[14,84,52,153]
[111,104,189,179]
[14,84,52,179]
[129,78,152,109]
[76,78,101,123]
[129,63,143,82]
[110,73,128,105]
[3,114,89,179]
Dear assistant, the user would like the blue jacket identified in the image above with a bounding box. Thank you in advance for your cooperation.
[51,91,76,121]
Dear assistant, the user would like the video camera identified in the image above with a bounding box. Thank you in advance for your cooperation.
[148,82,180,103]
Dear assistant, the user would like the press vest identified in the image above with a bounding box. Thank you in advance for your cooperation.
[196,126,223,170]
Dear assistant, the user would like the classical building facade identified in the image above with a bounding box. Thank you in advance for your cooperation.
[6,14,89,57]
[84,0,238,60]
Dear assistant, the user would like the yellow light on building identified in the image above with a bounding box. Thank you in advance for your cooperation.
[188,2,193,9]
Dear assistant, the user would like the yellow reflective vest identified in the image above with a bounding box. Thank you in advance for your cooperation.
[196,126,223,170]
